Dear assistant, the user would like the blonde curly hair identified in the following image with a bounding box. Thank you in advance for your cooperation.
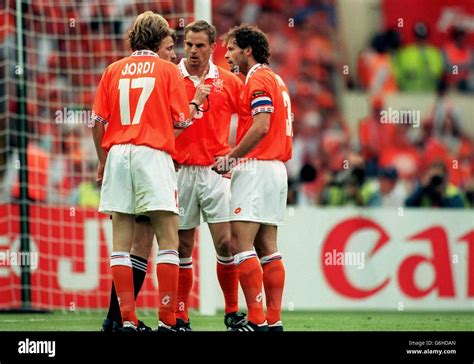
[128,11,169,52]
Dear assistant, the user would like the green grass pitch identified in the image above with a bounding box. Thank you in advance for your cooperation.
[0,310,472,331]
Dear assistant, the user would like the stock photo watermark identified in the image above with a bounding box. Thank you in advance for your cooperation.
[213,157,258,174]
[324,249,365,270]
[380,108,420,128]
[55,107,94,127]
[18,339,56,358]
[0,250,39,270]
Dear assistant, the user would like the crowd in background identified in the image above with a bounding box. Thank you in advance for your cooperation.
[0,0,472,208]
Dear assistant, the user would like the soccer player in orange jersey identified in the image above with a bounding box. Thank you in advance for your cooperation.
[214,25,293,332]
[92,12,208,332]
[101,28,180,332]
[172,20,245,331]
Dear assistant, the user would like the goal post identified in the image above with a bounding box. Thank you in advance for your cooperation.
[194,0,211,23]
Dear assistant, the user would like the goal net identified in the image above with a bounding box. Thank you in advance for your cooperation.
[0,0,202,313]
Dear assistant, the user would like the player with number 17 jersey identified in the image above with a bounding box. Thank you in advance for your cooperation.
[92,50,190,217]
[93,51,189,155]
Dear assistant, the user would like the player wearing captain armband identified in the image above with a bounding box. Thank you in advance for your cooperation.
[214,24,293,332]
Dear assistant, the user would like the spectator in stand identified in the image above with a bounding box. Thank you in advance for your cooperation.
[422,79,474,187]
[378,115,421,180]
[320,167,379,207]
[405,161,467,208]
[321,154,379,206]
[296,162,318,205]
[425,79,463,140]
[393,22,444,92]
[286,109,321,205]
[443,26,474,93]
[357,32,397,94]
[465,177,474,208]
[370,167,407,207]
[358,96,396,177]
[69,161,100,208]
[10,140,50,203]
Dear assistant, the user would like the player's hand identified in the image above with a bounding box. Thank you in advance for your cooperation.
[173,159,181,172]
[192,70,211,106]
[222,172,232,179]
[96,161,105,186]
[212,155,234,174]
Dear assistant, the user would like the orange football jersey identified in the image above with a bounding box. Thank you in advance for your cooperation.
[92,50,190,154]
[237,63,293,161]
[173,60,242,165]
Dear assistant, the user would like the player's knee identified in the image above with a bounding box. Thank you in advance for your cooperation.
[230,233,240,255]
[255,245,264,258]
[131,238,152,259]
[215,237,231,257]
[130,244,150,260]
[178,243,193,257]
[159,240,179,251]
[158,227,179,250]
[178,232,195,256]
[254,239,277,258]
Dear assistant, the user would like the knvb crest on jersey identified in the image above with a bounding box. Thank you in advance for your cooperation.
[212,78,224,92]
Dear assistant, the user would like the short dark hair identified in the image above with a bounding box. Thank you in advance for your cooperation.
[128,11,169,52]
[184,20,216,44]
[223,24,271,64]
[379,167,398,180]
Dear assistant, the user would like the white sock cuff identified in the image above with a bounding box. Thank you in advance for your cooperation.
[179,257,193,268]
[216,254,234,266]
[260,252,282,265]
[156,250,179,266]
[234,250,258,266]
[110,251,132,267]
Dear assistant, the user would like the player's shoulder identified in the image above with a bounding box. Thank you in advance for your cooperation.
[258,65,279,81]
[247,65,278,89]
[217,65,242,84]
[104,56,128,74]
[258,66,289,89]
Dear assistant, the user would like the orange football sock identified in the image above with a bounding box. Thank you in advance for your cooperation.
[216,255,239,314]
[110,252,138,325]
[262,256,285,325]
[236,252,265,325]
[156,250,180,327]
[176,258,193,322]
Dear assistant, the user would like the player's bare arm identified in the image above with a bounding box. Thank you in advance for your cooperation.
[92,120,107,185]
[213,112,270,174]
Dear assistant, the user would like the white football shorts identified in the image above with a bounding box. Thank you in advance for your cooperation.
[229,159,288,226]
[99,144,179,215]
[177,165,230,230]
